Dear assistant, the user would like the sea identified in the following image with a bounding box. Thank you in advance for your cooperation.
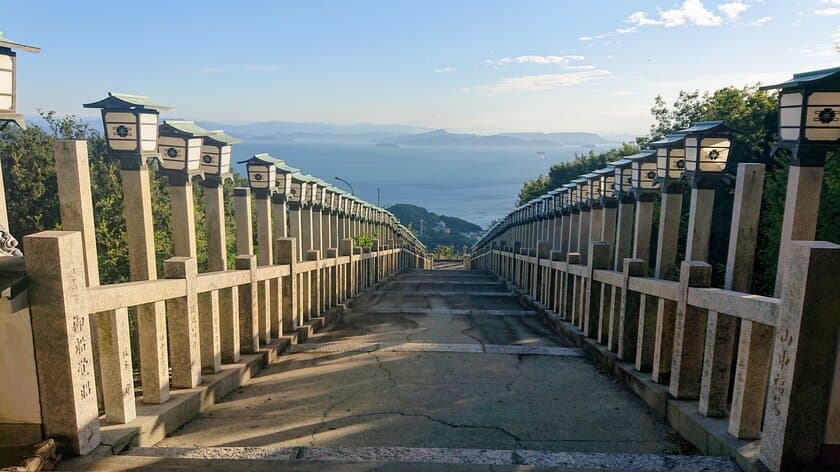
[232,139,619,228]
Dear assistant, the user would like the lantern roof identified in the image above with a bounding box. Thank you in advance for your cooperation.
[760,66,840,91]
[202,130,241,145]
[0,32,40,53]
[546,189,561,195]
[626,150,657,162]
[677,120,734,136]
[571,178,587,185]
[650,134,686,147]
[582,173,599,181]
[161,120,208,136]
[84,92,173,111]
[594,167,614,175]
[562,183,577,189]
[612,158,633,168]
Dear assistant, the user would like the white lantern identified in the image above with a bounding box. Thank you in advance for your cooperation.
[761,67,840,165]
[652,134,687,191]
[679,121,734,187]
[244,154,278,194]
[629,151,658,195]
[594,167,616,201]
[158,121,203,174]
[0,33,39,130]
[201,130,241,177]
[84,93,172,159]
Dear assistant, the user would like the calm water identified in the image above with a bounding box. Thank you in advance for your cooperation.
[233,140,616,227]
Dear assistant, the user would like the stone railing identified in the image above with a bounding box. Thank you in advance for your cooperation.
[469,162,839,471]
[0,139,430,456]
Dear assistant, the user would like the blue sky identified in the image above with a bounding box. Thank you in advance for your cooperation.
[4,0,840,135]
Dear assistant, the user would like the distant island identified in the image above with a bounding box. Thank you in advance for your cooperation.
[378,129,609,147]
[387,203,482,254]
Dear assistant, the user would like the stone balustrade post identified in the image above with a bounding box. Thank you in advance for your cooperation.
[235,255,259,353]
[760,241,840,471]
[164,257,201,389]
[254,195,272,344]
[617,258,646,361]
[724,164,771,436]
[651,191,683,384]
[202,179,230,370]
[307,250,321,316]
[276,237,298,331]
[120,161,168,404]
[607,198,634,353]
[24,231,100,455]
[585,242,610,338]
[669,261,712,399]
[341,239,353,301]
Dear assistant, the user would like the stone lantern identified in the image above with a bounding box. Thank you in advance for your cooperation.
[583,173,602,207]
[84,93,172,162]
[157,121,205,179]
[0,32,39,130]
[288,173,312,207]
[652,134,687,192]
[271,158,299,201]
[200,130,241,179]
[572,178,589,209]
[761,66,840,165]
[629,150,658,199]
[241,153,279,197]
[595,167,617,206]
[564,183,579,209]
[612,158,634,201]
[679,120,734,188]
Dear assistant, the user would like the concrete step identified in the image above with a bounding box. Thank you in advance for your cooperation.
[57,446,739,471]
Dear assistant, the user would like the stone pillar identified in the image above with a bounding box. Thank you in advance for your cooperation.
[341,239,353,301]
[277,238,298,332]
[774,165,823,298]
[24,231,100,455]
[618,258,647,361]
[120,164,168,404]
[254,196,272,344]
[584,242,610,338]
[699,165,764,422]
[685,188,714,262]
[578,209,590,263]
[164,257,201,388]
[568,212,580,254]
[203,182,227,272]
[169,180,198,258]
[234,188,253,256]
[760,241,840,471]
[669,261,711,399]
[236,255,259,353]
[608,199,634,353]
[651,191,683,384]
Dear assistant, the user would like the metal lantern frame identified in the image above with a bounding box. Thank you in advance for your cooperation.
[612,158,634,201]
[582,172,602,207]
[563,183,579,211]
[594,167,617,207]
[628,150,658,200]
[157,120,206,181]
[0,33,39,130]
[239,153,280,197]
[83,93,173,165]
[200,130,241,180]
[760,66,840,166]
[652,134,687,193]
[571,178,589,209]
[678,120,735,188]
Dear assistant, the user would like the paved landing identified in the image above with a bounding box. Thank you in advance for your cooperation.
[59,270,737,471]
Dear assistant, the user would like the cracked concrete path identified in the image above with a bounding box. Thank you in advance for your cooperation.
[153,270,687,455]
[64,270,734,470]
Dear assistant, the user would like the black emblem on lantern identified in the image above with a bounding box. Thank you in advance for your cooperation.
[254,173,263,181]
[675,160,685,169]
[202,154,213,164]
[166,147,178,158]
[115,125,130,138]
[646,171,656,179]
[816,107,837,124]
[708,150,721,161]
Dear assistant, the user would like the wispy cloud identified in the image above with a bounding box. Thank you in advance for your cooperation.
[580,0,772,41]
[198,65,280,73]
[746,16,773,26]
[474,69,610,94]
[433,66,456,73]
[244,65,280,72]
[485,55,585,67]
[815,8,840,15]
